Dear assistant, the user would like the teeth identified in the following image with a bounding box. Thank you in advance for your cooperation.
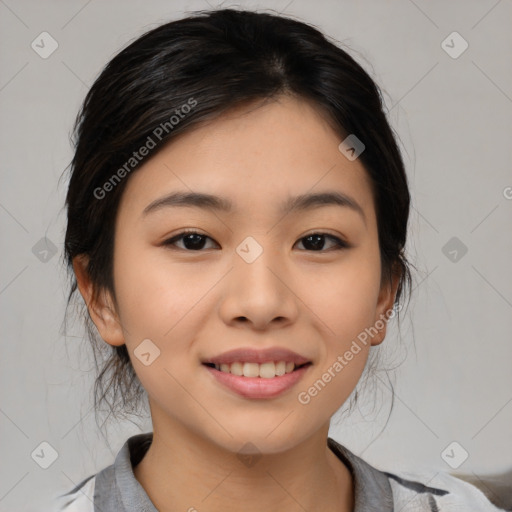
[211,361,301,377]
[258,362,275,379]
[275,361,286,376]
[243,362,260,377]
[230,362,243,376]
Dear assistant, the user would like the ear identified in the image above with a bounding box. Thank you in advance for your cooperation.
[370,268,401,347]
[72,254,125,347]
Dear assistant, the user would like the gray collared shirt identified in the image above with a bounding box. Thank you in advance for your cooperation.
[57,432,503,511]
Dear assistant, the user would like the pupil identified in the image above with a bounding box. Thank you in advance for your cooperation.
[185,234,205,250]
[306,234,324,250]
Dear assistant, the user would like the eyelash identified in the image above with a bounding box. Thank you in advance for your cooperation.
[162,229,349,252]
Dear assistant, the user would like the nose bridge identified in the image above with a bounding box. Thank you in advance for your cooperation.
[234,234,283,293]
[219,233,297,327]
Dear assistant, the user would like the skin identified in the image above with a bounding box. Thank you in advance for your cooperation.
[74,95,400,511]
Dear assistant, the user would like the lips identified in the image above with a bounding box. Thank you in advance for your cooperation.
[202,347,311,366]
[203,361,312,399]
[201,347,312,398]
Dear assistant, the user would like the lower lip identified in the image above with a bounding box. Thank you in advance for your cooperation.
[204,364,311,399]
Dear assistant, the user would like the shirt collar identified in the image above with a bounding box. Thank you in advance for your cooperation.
[328,437,394,511]
[102,432,393,511]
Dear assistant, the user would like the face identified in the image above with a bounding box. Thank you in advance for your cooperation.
[76,95,398,454]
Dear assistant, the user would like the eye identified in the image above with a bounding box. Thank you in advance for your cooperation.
[162,230,348,252]
[162,230,218,251]
[295,233,349,252]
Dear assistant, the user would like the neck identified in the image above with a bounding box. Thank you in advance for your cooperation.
[133,420,354,512]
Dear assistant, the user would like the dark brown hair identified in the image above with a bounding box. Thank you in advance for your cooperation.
[61,8,413,428]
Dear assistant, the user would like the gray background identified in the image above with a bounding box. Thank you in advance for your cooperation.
[1,0,511,510]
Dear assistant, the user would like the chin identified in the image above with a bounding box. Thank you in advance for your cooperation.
[205,422,317,457]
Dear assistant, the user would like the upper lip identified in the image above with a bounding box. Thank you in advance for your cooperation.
[202,347,311,366]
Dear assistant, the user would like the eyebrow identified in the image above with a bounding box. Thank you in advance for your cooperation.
[142,190,366,225]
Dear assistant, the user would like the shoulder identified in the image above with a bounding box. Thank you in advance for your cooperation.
[327,437,505,511]
[53,432,151,511]
[384,468,506,511]
[54,474,96,512]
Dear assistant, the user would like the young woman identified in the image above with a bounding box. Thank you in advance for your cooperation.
[56,8,503,512]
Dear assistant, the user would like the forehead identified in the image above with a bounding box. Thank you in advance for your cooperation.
[118,95,376,224]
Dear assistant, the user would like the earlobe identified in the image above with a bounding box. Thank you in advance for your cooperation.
[72,255,125,347]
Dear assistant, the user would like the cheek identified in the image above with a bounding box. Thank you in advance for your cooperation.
[304,248,382,344]
[111,247,209,408]
[111,244,227,392]
[295,250,381,406]
[113,243,208,339]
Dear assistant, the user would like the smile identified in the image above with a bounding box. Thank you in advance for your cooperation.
[202,361,312,399]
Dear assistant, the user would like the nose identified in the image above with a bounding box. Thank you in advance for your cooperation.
[218,243,299,331]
